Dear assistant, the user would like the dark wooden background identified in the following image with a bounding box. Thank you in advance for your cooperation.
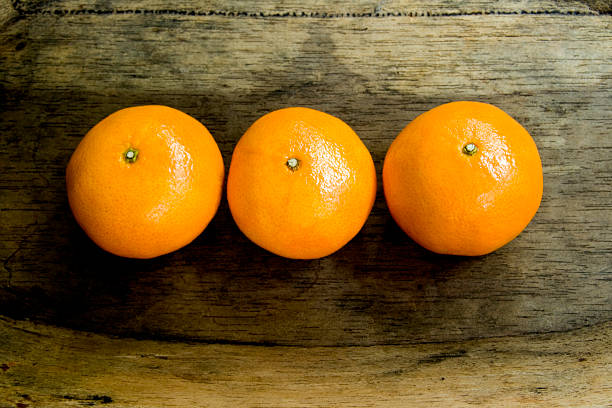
[1,0,611,347]
[0,0,611,405]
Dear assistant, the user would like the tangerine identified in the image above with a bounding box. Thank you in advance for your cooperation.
[66,105,224,259]
[383,101,543,256]
[227,107,376,259]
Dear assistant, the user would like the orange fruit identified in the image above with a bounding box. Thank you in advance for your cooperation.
[66,105,224,259]
[227,107,376,259]
[383,101,543,256]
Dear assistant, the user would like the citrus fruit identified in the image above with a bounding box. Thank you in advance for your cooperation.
[66,105,224,259]
[383,101,543,256]
[227,107,376,259]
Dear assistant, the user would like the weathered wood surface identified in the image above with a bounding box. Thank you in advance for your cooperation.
[1,316,611,407]
[1,0,611,347]
[1,0,611,405]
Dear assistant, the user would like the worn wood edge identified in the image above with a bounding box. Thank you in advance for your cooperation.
[11,0,601,16]
[1,316,611,407]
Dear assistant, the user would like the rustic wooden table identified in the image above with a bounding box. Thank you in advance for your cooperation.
[1,0,611,406]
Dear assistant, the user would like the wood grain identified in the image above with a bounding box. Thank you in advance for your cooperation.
[0,0,17,27]
[1,316,611,407]
[1,0,611,347]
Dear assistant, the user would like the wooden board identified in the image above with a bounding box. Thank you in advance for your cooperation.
[1,316,611,407]
[2,0,611,347]
[1,0,611,404]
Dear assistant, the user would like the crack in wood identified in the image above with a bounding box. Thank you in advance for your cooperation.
[60,394,113,404]
[2,221,42,289]
[417,349,467,364]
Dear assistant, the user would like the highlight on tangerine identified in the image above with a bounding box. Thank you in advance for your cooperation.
[227,107,377,259]
[66,105,225,259]
[383,101,543,256]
